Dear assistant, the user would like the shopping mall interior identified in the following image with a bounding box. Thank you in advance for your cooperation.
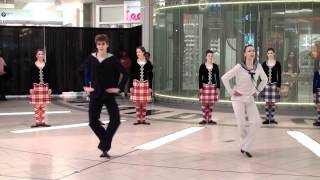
[0,1,319,180]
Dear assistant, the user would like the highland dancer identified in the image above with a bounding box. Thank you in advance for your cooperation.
[29,49,51,128]
[261,48,282,124]
[198,49,220,125]
[129,46,153,125]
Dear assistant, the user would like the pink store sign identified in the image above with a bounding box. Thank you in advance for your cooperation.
[124,1,141,22]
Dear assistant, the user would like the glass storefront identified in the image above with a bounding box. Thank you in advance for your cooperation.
[153,0,320,103]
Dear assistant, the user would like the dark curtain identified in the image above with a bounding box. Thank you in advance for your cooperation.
[0,25,141,95]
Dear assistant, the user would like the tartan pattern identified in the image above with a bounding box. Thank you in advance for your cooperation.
[199,84,218,105]
[30,83,51,104]
[201,105,213,121]
[136,104,147,122]
[261,84,280,102]
[130,80,152,104]
[34,104,46,124]
[314,89,320,104]
[265,104,276,121]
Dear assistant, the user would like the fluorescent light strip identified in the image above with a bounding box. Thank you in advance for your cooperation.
[11,120,127,134]
[0,111,71,116]
[135,127,204,150]
[154,92,314,106]
[156,0,320,11]
[287,131,320,157]
[0,3,15,8]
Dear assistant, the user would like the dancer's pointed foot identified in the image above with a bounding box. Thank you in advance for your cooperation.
[100,151,111,158]
[241,149,252,158]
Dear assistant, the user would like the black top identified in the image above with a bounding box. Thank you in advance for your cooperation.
[313,70,320,93]
[198,63,220,89]
[262,61,282,88]
[129,60,153,89]
[29,63,50,89]
[81,54,129,99]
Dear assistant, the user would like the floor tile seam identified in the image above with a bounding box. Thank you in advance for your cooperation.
[0,173,54,180]
[103,161,320,178]
[57,149,140,180]
[0,146,105,163]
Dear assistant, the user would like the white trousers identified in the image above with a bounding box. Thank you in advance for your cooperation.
[231,95,261,152]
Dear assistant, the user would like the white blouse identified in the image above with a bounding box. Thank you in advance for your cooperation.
[221,63,268,96]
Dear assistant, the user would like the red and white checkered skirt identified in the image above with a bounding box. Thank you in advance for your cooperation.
[30,83,51,104]
[314,89,320,105]
[130,80,152,104]
[199,84,218,105]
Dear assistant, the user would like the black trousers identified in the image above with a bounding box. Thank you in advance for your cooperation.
[89,94,121,152]
[0,76,6,99]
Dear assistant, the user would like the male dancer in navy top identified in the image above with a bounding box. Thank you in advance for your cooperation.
[82,34,129,158]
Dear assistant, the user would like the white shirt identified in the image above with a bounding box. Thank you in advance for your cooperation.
[221,63,268,96]
[137,59,146,66]
[91,53,113,63]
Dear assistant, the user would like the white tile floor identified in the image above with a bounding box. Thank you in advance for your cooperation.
[0,99,319,180]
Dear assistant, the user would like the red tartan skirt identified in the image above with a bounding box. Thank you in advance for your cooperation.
[30,83,51,104]
[130,80,152,104]
[199,84,218,105]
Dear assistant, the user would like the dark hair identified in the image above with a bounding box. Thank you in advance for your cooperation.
[244,44,254,52]
[267,48,275,53]
[145,52,150,56]
[35,48,45,62]
[36,48,44,54]
[136,46,146,54]
[95,34,109,44]
[205,49,214,56]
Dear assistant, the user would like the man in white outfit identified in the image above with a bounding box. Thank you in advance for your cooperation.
[222,45,268,158]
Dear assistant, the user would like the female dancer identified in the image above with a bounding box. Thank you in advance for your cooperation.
[312,45,320,127]
[29,49,51,128]
[261,48,281,124]
[198,49,220,125]
[222,45,268,157]
[129,46,153,125]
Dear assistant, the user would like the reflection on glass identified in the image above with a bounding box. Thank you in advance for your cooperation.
[154,1,318,103]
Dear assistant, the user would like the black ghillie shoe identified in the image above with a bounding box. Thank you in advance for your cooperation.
[100,151,111,158]
[241,149,252,158]
[208,120,217,125]
[141,121,150,125]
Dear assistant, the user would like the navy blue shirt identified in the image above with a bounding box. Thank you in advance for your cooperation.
[313,71,320,93]
[82,53,129,99]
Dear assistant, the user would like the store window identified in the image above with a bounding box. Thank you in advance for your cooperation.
[153,0,319,103]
